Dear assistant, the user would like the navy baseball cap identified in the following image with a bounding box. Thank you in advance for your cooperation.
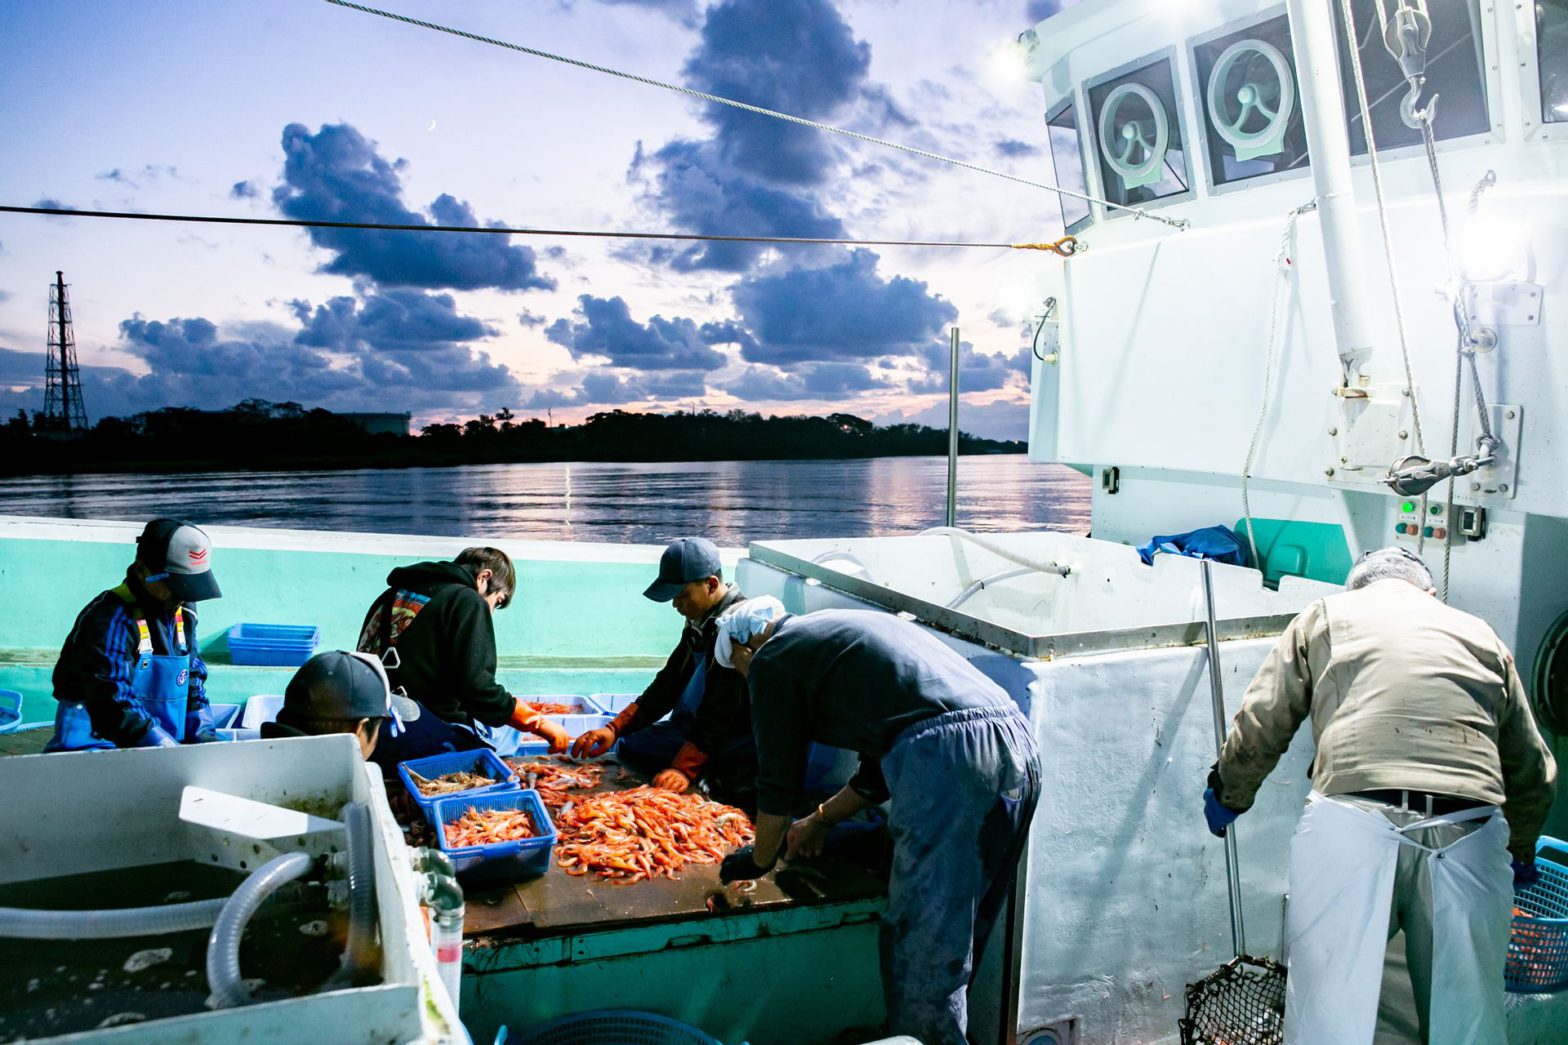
[643,537,723,602]
[281,651,420,731]
[136,518,222,603]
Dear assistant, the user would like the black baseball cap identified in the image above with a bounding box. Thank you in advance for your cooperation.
[281,651,420,730]
[643,537,723,602]
[136,518,222,603]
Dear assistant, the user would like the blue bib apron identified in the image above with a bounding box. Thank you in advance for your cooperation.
[46,594,192,752]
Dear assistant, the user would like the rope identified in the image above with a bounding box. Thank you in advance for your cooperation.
[1241,202,1315,570]
[0,204,1068,252]
[1338,0,1429,556]
[320,0,1191,231]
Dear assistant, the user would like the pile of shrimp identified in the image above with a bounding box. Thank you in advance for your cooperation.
[443,806,538,848]
[409,768,502,797]
[526,701,583,716]
[504,756,604,808]
[553,786,753,884]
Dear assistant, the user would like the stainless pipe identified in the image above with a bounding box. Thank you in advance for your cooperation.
[946,327,960,528]
[1202,558,1247,958]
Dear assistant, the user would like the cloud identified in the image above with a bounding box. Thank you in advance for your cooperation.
[596,0,701,26]
[545,294,728,371]
[725,360,887,401]
[638,138,846,272]
[271,122,555,292]
[683,0,873,186]
[908,340,1031,394]
[518,309,548,328]
[883,396,1032,442]
[96,164,179,189]
[230,180,260,200]
[33,198,72,211]
[993,138,1040,158]
[294,289,496,353]
[730,249,957,364]
[1025,0,1082,20]
[524,367,709,408]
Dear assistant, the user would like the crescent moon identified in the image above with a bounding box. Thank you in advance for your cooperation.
[427,119,437,131]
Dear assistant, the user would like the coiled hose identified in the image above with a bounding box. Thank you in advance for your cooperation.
[0,897,228,939]
[205,851,313,1008]
[340,800,379,985]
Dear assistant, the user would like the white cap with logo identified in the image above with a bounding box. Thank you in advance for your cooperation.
[136,518,222,602]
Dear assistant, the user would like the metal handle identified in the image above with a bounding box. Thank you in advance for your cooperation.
[1202,558,1247,959]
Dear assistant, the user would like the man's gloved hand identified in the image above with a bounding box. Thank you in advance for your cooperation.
[1513,857,1541,889]
[652,769,691,793]
[719,845,776,883]
[571,727,617,759]
[1204,787,1242,838]
[509,698,570,754]
[134,724,180,749]
[185,705,222,743]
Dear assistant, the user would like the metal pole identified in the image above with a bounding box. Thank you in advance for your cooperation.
[946,327,959,528]
[1284,0,1377,384]
[1201,559,1247,958]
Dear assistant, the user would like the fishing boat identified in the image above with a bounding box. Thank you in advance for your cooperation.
[3,0,1567,1042]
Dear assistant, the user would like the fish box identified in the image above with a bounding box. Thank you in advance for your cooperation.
[519,694,612,737]
[227,622,320,666]
[432,788,556,884]
[397,748,519,828]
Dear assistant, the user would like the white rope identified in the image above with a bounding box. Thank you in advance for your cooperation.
[1241,202,1316,571]
[1338,0,1430,556]
[322,0,1191,230]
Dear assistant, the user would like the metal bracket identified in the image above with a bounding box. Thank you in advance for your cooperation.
[1330,387,1415,481]
[1462,281,1543,329]
[1462,404,1522,502]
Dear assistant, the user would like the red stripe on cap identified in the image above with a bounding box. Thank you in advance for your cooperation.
[188,548,209,564]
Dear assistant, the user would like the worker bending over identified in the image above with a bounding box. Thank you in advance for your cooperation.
[1206,546,1556,1043]
[357,547,568,769]
[715,599,1040,1045]
[48,518,223,751]
[573,537,757,805]
[262,649,421,760]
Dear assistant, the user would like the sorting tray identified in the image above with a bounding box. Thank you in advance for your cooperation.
[432,788,556,883]
[227,623,319,666]
[398,748,520,827]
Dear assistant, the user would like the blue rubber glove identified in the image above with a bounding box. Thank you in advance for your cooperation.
[134,724,180,749]
[719,845,776,883]
[1513,858,1540,889]
[1204,787,1242,838]
[185,704,222,743]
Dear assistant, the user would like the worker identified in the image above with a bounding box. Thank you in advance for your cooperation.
[714,598,1041,1045]
[47,518,223,751]
[261,650,421,759]
[571,537,757,805]
[356,546,568,769]
[1205,546,1557,1043]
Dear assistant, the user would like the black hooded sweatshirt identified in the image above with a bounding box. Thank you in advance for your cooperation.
[356,561,513,728]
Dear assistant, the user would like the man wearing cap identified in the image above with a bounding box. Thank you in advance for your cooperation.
[48,518,224,750]
[262,650,422,760]
[357,546,570,770]
[1205,546,1556,1043]
[571,537,758,804]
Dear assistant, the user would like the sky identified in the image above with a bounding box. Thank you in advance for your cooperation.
[0,0,1082,440]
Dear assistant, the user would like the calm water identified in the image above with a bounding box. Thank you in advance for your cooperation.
[0,455,1090,545]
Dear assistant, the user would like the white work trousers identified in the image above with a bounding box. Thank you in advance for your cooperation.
[1283,791,1512,1045]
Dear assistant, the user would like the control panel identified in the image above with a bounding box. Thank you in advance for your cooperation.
[1394,498,1450,542]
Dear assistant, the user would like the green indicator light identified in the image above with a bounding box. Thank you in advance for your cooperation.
[1402,501,1416,513]
[1430,505,1442,515]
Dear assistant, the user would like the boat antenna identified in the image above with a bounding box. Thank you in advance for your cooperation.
[320,0,1190,231]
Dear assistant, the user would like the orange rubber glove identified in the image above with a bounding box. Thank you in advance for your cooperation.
[509,698,569,754]
[654,742,710,793]
[569,703,640,759]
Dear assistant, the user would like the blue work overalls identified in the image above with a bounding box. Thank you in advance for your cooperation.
[46,589,195,751]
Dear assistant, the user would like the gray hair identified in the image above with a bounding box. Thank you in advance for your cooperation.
[1346,546,1434,592]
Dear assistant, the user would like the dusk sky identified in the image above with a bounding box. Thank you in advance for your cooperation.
[0,0,1081,440]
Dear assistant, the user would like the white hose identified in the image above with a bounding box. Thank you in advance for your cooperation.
[0,897,227,939]
[919,527,1071,577]
[205,851,313,1008]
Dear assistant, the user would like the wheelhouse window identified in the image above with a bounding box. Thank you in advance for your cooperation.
[1540,0,1568,124]
[1193,14,1309,185]
[1332,0,1490,152]
[1087,56,1191,210]
[1046,101,1092,231]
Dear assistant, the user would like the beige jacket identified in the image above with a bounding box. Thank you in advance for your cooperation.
[1217,578,1557,860]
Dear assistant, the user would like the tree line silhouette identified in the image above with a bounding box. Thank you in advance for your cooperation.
[3,400,1024,475]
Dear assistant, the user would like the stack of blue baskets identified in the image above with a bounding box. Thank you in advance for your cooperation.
[227,623,319,666]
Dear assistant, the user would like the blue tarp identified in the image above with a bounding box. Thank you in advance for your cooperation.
[1136,525,1249,567]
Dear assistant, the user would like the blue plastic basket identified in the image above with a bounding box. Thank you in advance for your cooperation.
[399,748,520,827]
[1506,837,1568,993]
[227,623,319,666]
[523,695,614,738]
[511,1009,725,1045]
[0,690,22,734]
[433,788,556,884]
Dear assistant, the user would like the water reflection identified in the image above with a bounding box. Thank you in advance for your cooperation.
[0,456,1091,545]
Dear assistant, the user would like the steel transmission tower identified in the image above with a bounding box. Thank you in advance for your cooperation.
[43,270,88,431]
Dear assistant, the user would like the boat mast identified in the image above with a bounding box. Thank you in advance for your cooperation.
[1285,0,1376,387]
